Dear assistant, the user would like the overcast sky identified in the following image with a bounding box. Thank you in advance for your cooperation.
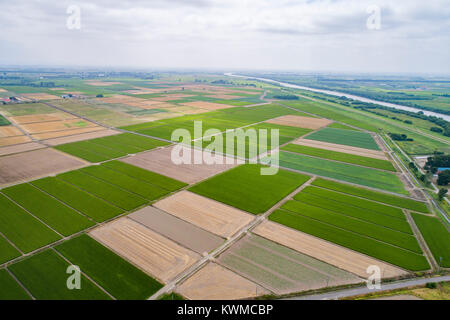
[0,0,449,74]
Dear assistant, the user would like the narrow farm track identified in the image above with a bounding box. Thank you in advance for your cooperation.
[284,275,450,300]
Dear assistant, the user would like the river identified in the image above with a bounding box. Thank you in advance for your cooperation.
[226,73,450,122]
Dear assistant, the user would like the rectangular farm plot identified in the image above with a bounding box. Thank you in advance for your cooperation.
[218,235,361,295]
[57,170,148,211]
[282,197,420,253]
[281,143,396,172]
[0,148,86,186]
[122,146,239,184]
[181,101,234,110]
[43,129,120,146]
[177,263,269,300]
[0,135,31,147]
[153,191,253,238]
[276,151,407,194]
[2,183,95,236]
[90,218,200,283]
[20,119,98,134]
[266,115,332,129]
[304,127,380,150]
[312,178,430,213]
[269,209,429,271]
[0,269,31,300]
[31,177,123,223]
[129,206,223,254]
[0,142,45,157]
[0,193,61,253]
[54,133,169,163]
[55,235,163,299]
[412,214,450,268]
[189,164,311,214]
[0,126,23,137]
[253,221,407,279]
[8,250,110,300]
[8,113,77,124]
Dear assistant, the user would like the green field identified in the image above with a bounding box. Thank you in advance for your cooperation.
[304,127,380,150]
[281,144,395,171]
[269,209,429,271]
[412,213,450,268]
[0,115,10,126]
[189,164,310,214]
[2,184,94,236]
[31,177,124,222]
[312,178,429,213]
[294,188,412,234]
[0,193,61,253]
[55,235,163,299]
[281,200,421,253]
[8,250,110,300]
[54,133,169,162]
[0,269,30,300]
[0,103,56,116]
[275,152,407,194]
[57,170,148,210]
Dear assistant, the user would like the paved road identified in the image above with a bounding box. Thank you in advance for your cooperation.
[285,275,450,300]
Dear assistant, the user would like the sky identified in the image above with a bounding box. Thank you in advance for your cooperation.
[0,0,449,74]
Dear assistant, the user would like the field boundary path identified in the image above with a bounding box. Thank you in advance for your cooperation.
[284,275,450,300]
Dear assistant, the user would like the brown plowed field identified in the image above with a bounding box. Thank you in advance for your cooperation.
[181,101,234,110]
[177,263,269,300]
[43,129,119,146]
[0,142,45,156]
[90,218,200,283]
[21,119,98,134]
[153,191,254,238]
[121,146,239,184]
[293,138,388,160]
[9,113,77,124]
[267,115,332,129]
[0,136,31,147]
[32,127,104,140]
[253,221,408,279]
[129,206,224,254]
[0,148,86,186]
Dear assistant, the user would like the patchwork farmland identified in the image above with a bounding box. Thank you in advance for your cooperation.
[0,74,448,301]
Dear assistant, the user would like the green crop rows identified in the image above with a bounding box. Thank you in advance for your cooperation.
[304,127,380,150]
[312,178,429,213]
[190,164,310,214]
[281,144,395,171]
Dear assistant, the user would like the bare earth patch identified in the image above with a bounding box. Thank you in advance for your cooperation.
[267,115,332,129]
[32,127,104,140]
[181,101,234,110]
[0,148,86,186]
[43,129,119,146]
[153,191,254,239]
[0,142,45,157]
[293,138,388,160]
[21,119,98,134]
[129,206,224,254]
[0,126,23,137]
[177,263,269,300]
[9,113,77,124]
[90,217,200,283]
[19,93,60,101]
[253,221,408,279]
[121,146,239,184]
[0,136,31,147]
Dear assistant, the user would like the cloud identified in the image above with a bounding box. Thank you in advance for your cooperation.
[0,0,449,73]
